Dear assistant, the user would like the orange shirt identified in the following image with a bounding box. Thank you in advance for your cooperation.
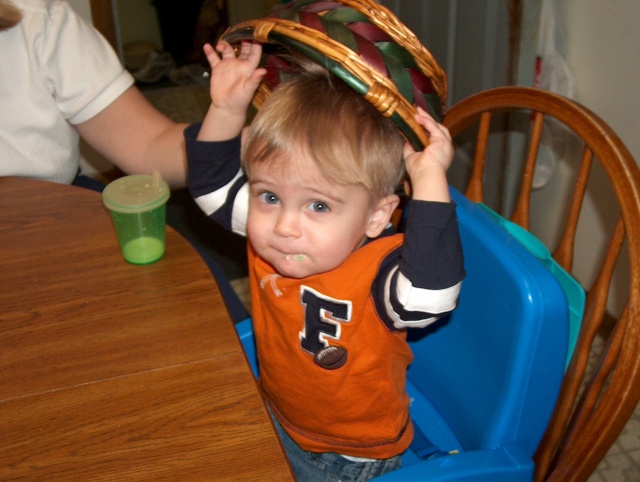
[250,234,415,459]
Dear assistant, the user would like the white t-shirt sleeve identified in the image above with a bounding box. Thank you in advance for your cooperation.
[34,0,134,124]
[0,0,135,183]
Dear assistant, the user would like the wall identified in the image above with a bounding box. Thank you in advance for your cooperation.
[115,0,162,51]
[530,0,639,314]
[563,0,640,166]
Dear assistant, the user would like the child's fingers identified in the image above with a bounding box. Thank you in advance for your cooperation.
[402,140,418,162]
[415,107,437,128]
[246,42,263,65]
[217,40,237,59]
[415,107,451,141]
[439,123,452,141]
[202,43,221,68]
[249,67,268,84]
[203,43,215,55]
[237,41,254,59]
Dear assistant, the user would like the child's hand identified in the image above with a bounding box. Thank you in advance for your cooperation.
[402,107,454,202]
[204,40,266,115]
[198,41,266,141]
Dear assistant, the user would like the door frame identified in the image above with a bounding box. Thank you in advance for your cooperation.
[90,0,119,55]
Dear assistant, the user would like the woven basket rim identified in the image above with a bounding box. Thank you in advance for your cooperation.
[325,0,448,103]
[222,0,448,149]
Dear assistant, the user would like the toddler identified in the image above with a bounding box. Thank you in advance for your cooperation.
[185,41,465,481]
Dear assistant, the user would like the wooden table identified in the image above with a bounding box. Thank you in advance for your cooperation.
[0,177,292,481]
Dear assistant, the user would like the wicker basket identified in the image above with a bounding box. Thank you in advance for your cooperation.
[222,0,447,150]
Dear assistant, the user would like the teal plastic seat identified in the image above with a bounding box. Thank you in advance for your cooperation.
[236,188,572,481]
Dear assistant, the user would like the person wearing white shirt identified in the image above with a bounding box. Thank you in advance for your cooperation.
[0,0,187,187]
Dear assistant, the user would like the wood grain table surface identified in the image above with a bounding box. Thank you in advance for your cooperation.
[0,177,293,481]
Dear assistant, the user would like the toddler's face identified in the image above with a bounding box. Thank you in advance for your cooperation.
[246,156,376,279]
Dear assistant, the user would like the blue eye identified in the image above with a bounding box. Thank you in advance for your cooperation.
[309,201,329,213]
[260,192,279,205]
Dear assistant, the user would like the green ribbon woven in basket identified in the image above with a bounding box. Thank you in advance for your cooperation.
[222,0,448,150]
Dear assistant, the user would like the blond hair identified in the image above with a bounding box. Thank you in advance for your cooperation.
[0,0,22,31]
[243,62,405,200]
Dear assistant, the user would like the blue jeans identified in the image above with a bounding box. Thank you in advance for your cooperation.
[272,415,401,482]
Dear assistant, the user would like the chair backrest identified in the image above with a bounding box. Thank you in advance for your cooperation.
[443,86,640,482]
[406,188,570,455]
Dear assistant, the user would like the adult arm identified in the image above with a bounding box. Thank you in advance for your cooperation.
[75,86,188,187]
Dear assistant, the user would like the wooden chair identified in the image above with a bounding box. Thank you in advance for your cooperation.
[443,86,640,482]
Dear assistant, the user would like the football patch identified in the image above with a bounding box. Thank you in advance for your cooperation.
[314,346,348,370]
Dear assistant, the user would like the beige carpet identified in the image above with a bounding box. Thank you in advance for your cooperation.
[142,82,211,124]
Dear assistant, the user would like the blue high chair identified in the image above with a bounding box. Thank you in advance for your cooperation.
[235,188,574,481]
